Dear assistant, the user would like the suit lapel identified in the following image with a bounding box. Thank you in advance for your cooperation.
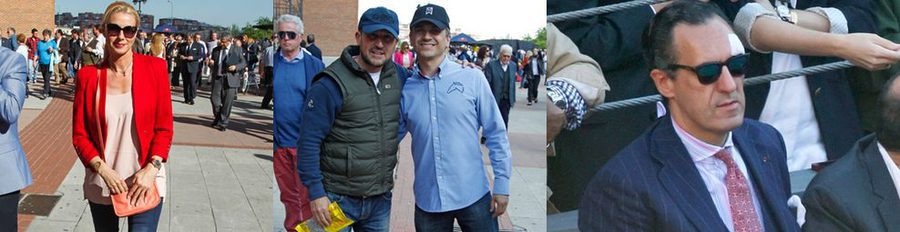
[860,138,900,231]
[732,126,783,232]
[651,118,727,231]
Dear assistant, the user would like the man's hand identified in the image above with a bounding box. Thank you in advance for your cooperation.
[228,65,237,72]
[835,33,900,71]
[310,196,332,228]
[490,194,509,217]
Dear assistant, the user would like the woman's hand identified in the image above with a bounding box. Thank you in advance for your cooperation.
[127,163,159,206]
[94,161,128,195]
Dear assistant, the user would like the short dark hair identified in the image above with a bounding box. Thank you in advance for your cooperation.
[42,29,51,36]
[31,28,37,33]
[877,75,900,151]
[307,33,315,43]
[643,0,729,73]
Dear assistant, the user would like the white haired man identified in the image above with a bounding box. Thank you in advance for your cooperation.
[484,44,517,129]
[270,14,326,232]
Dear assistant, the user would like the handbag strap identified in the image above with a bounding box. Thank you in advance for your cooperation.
[95,67,106,151]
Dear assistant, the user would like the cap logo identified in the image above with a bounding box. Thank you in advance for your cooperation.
[373,12,392,23]
[426,7,433,15]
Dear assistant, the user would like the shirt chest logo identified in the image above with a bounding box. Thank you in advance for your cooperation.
[447,82,464,94]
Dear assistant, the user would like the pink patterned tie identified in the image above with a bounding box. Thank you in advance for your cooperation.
[714,148,762,232]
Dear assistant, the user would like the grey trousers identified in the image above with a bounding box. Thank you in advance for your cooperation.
[211,76,237,127]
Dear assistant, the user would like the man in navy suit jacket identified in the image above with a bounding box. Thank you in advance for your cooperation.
[579,2,799,231]
[0,45,32,231]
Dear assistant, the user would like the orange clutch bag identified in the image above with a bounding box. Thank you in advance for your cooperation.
[111,182,160,217]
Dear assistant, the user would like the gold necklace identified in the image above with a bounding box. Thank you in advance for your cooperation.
[109,63,133,77]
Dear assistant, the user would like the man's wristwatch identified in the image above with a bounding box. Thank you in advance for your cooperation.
[547,90,567,111]
[150,159,162,169]
[775,0,796,24]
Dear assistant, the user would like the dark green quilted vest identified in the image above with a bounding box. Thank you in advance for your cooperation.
[316,46,401,197]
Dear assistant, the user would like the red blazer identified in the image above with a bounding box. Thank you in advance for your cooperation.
[72,53,173,170]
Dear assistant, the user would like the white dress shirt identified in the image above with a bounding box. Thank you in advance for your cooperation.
[877,142,900,201]
[672,118,765,232]
[758,0,848,171]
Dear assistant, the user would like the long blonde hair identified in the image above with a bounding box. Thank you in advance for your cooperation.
[150,33,165,57]
[101,1,140,32]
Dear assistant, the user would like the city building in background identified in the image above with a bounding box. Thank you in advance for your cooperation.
[158,17,226,34]
[274,0,356,58]
[56,12,153,32]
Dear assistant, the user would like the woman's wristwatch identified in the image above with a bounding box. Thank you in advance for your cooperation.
[150,159,162,169]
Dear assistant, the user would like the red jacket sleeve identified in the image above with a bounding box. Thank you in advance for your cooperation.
[146,57,173,162]
[72,66,100,170]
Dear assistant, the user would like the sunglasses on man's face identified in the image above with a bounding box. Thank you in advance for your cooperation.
[277,31,298,40]
[666,53,749,85]
[105,24,138,38]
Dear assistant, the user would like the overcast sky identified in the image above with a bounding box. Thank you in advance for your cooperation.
[56,0,272,28]
[359,0,546,40]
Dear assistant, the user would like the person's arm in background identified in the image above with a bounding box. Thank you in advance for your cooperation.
[296,76,342,227]
[874,0,900,75]
[545,23,610,146]
[735,0,900,70]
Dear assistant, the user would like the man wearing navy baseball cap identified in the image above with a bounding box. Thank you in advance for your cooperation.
[398,3,512,232]
[296,6,405,231]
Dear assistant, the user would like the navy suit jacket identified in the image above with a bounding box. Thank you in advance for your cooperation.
[307,44,323,61]
[579,117,799,232]
[0,48,32,195]
[483,59,517,106]
[180,41,205,73]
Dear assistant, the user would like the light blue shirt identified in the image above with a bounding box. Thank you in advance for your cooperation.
[399,55,512,213]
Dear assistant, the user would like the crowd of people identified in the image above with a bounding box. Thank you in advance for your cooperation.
[547,0,900,231]
[271,4,518,232]
[0,1,533,232]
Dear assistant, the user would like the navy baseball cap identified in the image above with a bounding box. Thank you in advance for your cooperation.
[410,4,449,30]
[359,7,399,38]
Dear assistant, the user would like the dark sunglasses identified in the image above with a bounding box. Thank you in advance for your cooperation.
[277,31,298,40]
[105,24,138,38]
[666,54,749,84]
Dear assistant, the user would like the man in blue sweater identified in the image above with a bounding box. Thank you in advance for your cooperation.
[271,14,325,232]
[296,7,408,231]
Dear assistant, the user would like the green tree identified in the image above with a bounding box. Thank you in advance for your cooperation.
[240,17,273,40]
[534,27,546,49]
[525,27,547,49]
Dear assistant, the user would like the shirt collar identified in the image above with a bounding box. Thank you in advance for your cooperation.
[280,47,304,63]
[877,141,900,198]
[671,117,735,162]
[413,54,454,80]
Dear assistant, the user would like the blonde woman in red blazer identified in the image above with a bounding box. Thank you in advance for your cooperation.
[71,2,172,230]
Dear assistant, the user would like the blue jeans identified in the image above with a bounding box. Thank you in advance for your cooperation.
[415,192,499,232]
[89,198,164,232]
[26,58,35,82]
[326,191,391,232]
